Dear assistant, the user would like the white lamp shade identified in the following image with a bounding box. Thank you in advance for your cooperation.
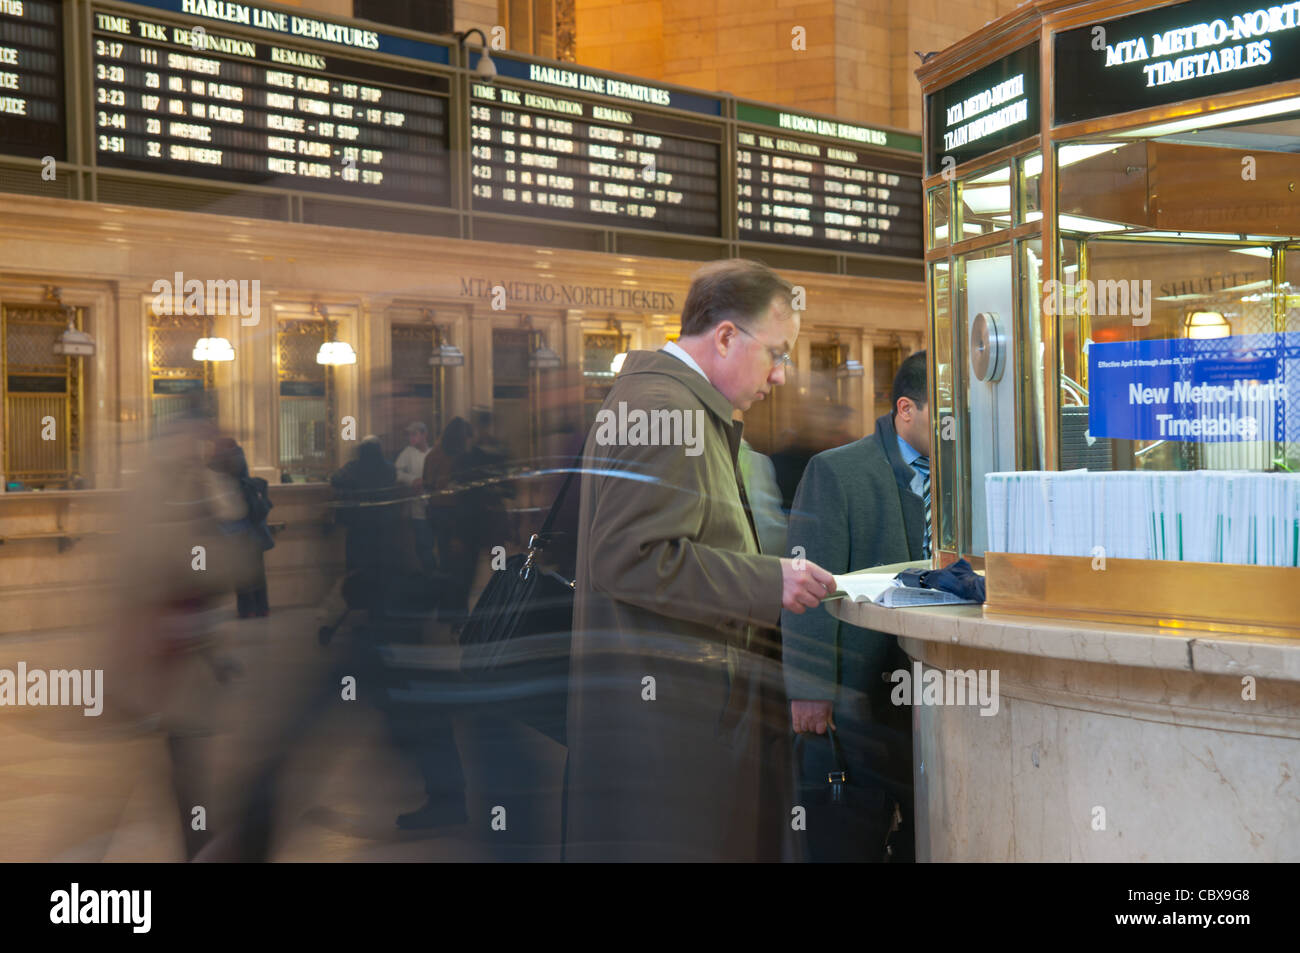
[316,341,357,365]
[193,336,235,361]
[1186,311,1229,340]
[610,352,627,374]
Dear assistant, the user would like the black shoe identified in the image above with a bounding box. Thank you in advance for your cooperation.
[396,800,467,830]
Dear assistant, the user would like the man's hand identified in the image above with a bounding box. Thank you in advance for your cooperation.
[792,699,834,734]
[779,557,835,613]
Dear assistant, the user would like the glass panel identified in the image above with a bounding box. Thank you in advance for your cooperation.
[956,163,1011,239]
[1283,248,1300,471]
[931,260,957,553]
[929,184,950,249]
[1018,238,1045,470]
[1018,152,1041,223]
[1063,239,1281,473]
[955,242,1014,555]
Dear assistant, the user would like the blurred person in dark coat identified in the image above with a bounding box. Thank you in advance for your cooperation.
[423,417,475,626]
[564,259,835,862]
[319,437,399,631]
[781,351,930,862]
[208,436,273,618]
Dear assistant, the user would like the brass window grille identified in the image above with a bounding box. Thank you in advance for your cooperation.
[2,303,84,489]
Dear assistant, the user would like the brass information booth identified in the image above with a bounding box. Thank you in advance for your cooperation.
[826,0,1300,862]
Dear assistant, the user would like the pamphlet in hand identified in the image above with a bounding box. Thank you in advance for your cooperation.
[823,572,981,608]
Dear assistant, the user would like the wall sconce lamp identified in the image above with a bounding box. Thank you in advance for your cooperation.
[312,302,357,365]
[426,310,465,367]
[193,337,235,361]
[522,314,562,369]
[46,286,96,357]
[456,28,497,80]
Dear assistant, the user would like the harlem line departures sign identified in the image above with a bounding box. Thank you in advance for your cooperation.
[1,0,924,260]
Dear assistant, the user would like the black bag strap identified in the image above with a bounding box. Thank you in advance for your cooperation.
[521,446,585,580]
[536,448,584,540]
[826,726,847,786]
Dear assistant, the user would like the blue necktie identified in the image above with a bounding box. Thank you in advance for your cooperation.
[912,456,931,558]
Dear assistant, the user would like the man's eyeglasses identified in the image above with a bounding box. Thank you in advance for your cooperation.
[734,324,791,369]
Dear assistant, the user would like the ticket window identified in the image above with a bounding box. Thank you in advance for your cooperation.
[276,317,332,482]
[581,326,629,432]
[391,323,442,447]
[492,327,536,463]
[149,310,212,438]
[1,303,86,489]
[872,345,903,420]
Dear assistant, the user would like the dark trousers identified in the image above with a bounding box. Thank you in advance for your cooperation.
[795,634,914,863]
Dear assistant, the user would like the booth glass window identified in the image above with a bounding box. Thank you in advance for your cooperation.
[1018,238,1046,471]
[931,261,956,554]
[1018,152,1042,224]
[1055,111,1300,476]
[956,163,1011,239]
[929,184,951,249]
[954,241,1014,556]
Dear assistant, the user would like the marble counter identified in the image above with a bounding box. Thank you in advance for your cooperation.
[824,563,1300,861]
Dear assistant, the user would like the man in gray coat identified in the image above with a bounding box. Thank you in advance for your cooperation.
[564,259,835,862]
[782,350,930,862]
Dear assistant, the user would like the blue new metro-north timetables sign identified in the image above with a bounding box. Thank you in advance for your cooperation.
[1089,332,1298,443]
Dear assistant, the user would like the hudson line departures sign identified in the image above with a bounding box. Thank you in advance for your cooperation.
[926,42,1039,176]
[735,103,922,257]
[1056,0,1300,124]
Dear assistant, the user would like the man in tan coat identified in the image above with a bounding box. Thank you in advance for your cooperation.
[564,259,835,861]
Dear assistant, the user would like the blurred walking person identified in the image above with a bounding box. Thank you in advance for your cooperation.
[394,422,435,576]
[208,436,274,618]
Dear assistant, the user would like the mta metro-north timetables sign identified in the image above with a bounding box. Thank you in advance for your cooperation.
[91,7,451,204]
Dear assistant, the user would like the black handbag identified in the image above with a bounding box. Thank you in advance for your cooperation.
[457,460,580,746]
[794,726,902,863]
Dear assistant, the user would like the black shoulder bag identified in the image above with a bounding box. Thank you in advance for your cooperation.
[794,726,903,862]
[458,458,581,746]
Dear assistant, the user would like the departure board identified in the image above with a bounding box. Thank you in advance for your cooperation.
[736,128,923,257]
[90,8,451,204]
[469,81,722,236]
[0,0,65,158]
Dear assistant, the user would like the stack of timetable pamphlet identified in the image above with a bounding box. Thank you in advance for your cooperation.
[823,573,981,608]
[985,471,1300,567]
